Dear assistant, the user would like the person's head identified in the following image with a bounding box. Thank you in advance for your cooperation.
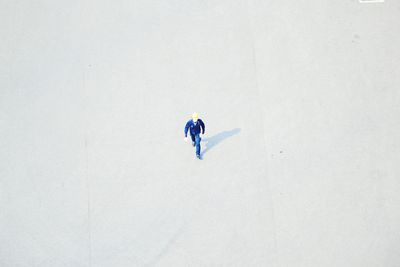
[192,112,199,122]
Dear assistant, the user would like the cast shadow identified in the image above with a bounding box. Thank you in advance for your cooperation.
[201,128,241,157]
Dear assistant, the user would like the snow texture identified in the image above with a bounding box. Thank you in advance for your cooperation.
[1,1,400,266]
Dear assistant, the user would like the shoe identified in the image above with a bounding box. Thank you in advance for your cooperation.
[196,154,201,159]
[192,142,195,147]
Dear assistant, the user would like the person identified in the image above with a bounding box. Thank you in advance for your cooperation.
[184,112,205,159]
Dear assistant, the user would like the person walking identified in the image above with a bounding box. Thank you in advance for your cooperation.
[184,112,205,159]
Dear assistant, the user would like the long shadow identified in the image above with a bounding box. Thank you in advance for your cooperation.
[201,128,241,157]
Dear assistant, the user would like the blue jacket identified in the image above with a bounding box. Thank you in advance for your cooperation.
[184,119,205,137]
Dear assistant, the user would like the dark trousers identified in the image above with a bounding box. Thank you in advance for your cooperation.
[190,134,201,156]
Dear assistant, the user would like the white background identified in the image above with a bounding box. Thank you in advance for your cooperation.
[1,0,399,266]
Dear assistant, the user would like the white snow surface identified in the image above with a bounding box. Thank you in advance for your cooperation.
[1,1,400,266]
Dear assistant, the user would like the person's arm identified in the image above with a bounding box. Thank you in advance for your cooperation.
[199,119,205,134]
[184,121,190,137]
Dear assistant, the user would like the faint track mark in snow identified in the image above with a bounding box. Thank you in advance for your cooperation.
[144,224,186,267]
[84,136,92,267]
[246,2,280,264]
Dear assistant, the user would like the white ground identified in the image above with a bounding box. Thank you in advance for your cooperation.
[1,1,400,266]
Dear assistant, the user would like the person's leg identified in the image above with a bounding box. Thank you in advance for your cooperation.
[195,134,201,156]
[190,134,195,146]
